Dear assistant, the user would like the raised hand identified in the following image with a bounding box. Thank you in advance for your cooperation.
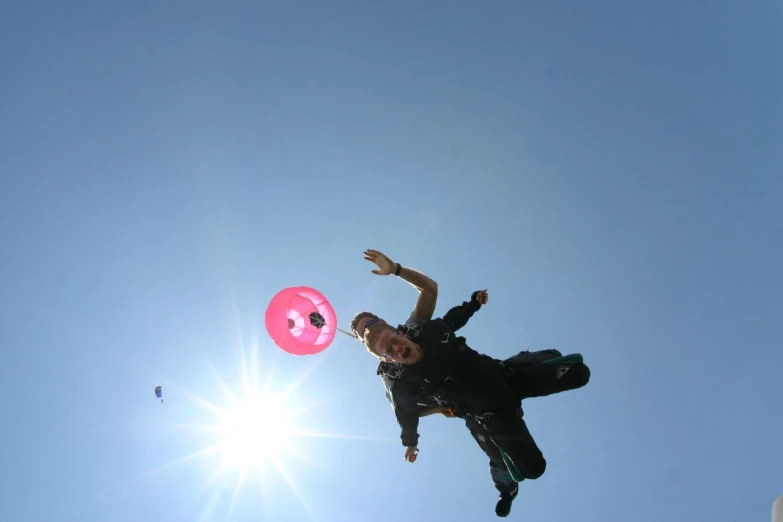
[364,249,396,276]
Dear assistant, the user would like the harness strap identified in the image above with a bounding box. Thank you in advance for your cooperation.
[377,361,404,379]
[397,323,421,339]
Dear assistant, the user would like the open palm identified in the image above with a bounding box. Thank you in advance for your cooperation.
[364,249,395,275]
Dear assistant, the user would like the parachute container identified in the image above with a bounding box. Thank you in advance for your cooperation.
[265,286,338,355]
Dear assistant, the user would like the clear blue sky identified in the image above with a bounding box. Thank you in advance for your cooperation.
[1,1,782,521]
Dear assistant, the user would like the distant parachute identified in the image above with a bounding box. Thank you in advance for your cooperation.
[265,286,352,355]
[155,385,163,403]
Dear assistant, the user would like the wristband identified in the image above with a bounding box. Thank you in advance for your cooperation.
[394,263,402,276]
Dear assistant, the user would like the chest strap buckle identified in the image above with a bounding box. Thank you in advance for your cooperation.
[378,363,405,380]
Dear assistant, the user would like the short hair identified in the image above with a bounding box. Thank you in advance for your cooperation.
[350,311,377,340]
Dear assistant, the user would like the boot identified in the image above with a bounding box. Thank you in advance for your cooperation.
[495,484,518,517]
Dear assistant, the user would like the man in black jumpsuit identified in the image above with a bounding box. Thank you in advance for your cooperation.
[359,288,591,496]
[352,250,523,516]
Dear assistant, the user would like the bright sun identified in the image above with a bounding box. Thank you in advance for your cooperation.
[218,397,292,469]
[157,346,323,520]
[133,301,390,521]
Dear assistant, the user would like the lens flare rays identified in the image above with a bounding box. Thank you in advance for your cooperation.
[170,336,328,520]
[105,284,400,522]
[119,310,394,522]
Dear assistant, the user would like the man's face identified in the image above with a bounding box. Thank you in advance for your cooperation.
[354,316,378,340]
[372,328,423,364]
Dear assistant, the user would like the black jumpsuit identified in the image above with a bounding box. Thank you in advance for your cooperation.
[382,292,591,480]
[381,372,518,494]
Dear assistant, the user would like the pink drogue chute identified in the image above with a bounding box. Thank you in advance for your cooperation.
[265,286,339,355]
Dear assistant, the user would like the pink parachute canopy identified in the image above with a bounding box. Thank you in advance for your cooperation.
[265,286,338,356]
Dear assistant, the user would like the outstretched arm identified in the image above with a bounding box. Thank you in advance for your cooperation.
[442,290,486,332]
[382,377,420,447]
[398,264,438,320]
[363,249,438,320]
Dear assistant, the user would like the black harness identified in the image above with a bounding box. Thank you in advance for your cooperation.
[377,320,525,423]
[376,320,473,410]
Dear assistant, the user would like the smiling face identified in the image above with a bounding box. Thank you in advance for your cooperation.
[350,311,425,364]
[370,327,423,365]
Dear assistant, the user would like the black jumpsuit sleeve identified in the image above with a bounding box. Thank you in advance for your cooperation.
[441,291,483,332]
[383,376,421,447]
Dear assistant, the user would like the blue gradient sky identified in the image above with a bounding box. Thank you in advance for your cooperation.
[1,2,781,521]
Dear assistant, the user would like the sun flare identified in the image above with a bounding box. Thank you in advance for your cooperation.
[218,396,293,469]
[121,293,396,522]
[158,345,327,521]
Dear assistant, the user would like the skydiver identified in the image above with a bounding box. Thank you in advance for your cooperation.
[353,308,562,517]
[351,251,518,516]
[351,250,560,516]
[351,250,591,513]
